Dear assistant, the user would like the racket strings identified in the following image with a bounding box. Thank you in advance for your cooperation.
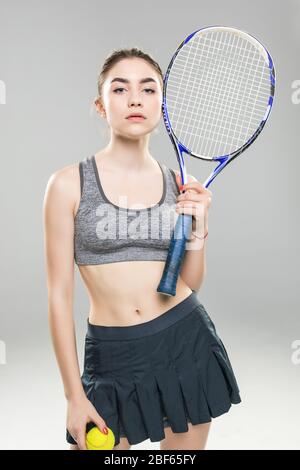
[173,35,269,155]
[175,34,268,151]
[166,30,272,157]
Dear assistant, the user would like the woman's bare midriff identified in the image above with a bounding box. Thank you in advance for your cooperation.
[78,261,193,326]
[72,151,193,326]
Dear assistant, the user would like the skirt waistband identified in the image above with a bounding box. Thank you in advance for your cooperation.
[86,292,201,340]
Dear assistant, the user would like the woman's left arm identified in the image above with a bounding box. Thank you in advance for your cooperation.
[173,172,212,293]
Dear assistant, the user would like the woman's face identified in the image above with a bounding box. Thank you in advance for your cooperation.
[96,58,163,139]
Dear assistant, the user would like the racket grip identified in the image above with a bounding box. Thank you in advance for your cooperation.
[157,214,193,296]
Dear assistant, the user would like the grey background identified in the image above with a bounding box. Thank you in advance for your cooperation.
[0,0,299,449]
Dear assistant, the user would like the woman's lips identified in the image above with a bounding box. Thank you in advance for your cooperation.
[126,116,146,122]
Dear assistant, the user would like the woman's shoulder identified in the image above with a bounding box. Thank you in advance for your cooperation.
[44,161,82,213]
[47,161,81,190]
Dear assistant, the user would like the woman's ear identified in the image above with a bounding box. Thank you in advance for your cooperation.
[95,98,106,118]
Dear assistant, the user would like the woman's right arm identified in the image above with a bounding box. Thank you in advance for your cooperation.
[43,167,108,449]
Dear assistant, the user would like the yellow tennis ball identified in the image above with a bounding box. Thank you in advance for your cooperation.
[86,426,115,450]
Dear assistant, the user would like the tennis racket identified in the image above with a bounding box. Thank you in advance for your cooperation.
[157,26,275,296]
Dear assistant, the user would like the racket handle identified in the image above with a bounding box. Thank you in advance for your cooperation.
[157,213,193,296]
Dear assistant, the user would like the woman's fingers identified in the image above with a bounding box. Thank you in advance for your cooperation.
[175,205,207,218]
[177,187,212,199]
[182,181,212,195]
[177,193,206,203]
[91,411,108,435]
[176,201,208,211]
[76,427,87,450]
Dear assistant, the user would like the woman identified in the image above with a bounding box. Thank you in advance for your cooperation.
[43,48,242,451]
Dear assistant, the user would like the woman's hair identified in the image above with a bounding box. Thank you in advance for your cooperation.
[94,47,164,105]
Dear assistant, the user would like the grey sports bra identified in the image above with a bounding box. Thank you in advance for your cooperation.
[74,155,180,265]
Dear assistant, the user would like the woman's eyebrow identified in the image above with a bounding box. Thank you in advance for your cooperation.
[110,77,157,84]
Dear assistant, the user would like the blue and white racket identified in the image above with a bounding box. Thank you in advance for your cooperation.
[157,26,275,296]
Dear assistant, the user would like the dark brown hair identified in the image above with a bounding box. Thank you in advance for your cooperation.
[94,47,164,105]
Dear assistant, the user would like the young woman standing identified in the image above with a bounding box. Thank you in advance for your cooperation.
[43,48,241,451]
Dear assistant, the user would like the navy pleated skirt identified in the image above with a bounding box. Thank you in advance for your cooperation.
[66,292,242,447]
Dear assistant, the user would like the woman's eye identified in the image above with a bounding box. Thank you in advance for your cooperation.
[113,88,155,94]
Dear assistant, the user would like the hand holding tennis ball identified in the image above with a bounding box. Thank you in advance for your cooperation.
[67,396,112,450]
[86,426,115,450]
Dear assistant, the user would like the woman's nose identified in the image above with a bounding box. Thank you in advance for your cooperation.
[128,94,142,106]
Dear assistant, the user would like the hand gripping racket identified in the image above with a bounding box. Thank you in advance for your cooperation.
[157,26,275,296]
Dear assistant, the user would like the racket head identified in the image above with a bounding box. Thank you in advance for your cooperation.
[162,26,275,164]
